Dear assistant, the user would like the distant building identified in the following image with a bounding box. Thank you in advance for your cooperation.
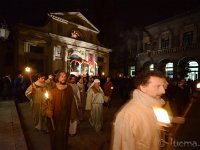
[0,12,111,76]
[129,8,200,80]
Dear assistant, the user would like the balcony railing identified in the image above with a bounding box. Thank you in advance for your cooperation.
[137,43,200,58]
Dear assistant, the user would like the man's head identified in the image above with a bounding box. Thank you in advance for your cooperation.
[68,74,77,84]
[135,70,167,100]
[56,71,67,85]
[106,76,111,82]
[48,74,54,80]
[37,73,46,84]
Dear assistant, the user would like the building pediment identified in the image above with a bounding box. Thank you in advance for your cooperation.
[48,12,99,33]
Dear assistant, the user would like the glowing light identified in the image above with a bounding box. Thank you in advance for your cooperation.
[45,91,49,99]
[25,67,31,73]
[153,107,171,125]
[102,72,105,76]
[196,82,200,89]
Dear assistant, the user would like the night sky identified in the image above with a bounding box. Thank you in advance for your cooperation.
[1,0,200,47]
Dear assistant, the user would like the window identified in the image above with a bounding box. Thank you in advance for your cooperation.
[53,46,62,60]
[165,63,173,78]
[183,31,193,47]
[187,61,198,81]
[160,31,170,49]
[144,43,151,51]
[149,64,154,71]
[98,57,104,62]
[129,66,135,77]
[161,38,169,49]
[143,35,151,51]
[30,45,44,54]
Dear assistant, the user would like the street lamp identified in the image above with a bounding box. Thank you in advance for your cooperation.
[25,66,33,88]
[0,18,10,40]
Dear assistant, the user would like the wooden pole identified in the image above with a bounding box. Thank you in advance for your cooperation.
[47,99,55,131]
[29,73,34,89]
[174,96,195,133]
[50,116,55,130]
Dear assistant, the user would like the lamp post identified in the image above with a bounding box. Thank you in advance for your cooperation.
[25,66,33,88]
[0,18,10,40]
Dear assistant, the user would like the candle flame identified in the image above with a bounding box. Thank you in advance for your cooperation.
[45,91,49,99]
[153,107,171,124]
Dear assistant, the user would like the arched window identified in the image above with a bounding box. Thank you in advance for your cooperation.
[187,61,198,81]
[149,64,154,71]
[165,62,173,78]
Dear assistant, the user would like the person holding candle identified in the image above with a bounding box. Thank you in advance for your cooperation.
[25,72,49,133]
[46,71,74,150]
[110,69,184,150]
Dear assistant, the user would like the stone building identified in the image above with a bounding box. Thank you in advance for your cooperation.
[1,12,111,77]
[130,8,200,80]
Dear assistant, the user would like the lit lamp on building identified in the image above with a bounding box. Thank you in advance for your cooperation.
[102,72,105,76]
[196,82,200,90]
[0,19,10,40]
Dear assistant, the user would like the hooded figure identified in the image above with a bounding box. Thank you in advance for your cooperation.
[85,79,105,133]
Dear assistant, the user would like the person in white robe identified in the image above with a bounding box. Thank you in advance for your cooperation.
[85,79,105,133]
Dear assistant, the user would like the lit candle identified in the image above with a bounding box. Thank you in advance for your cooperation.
[153,107,171,125]
[45,91,49,99]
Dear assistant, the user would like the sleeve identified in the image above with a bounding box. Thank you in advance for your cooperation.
[85,89,93,110]
[25,85,33,101]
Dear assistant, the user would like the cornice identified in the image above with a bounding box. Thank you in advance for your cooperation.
[48,13,99,34]
[49,33,112,53]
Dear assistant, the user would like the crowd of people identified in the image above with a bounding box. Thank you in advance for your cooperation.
[0,69,197,150]
[18,70,113,150]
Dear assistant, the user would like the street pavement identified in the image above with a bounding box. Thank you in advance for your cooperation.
[173,97,200,150]
[16,93,124,150]
[0,100,28,150]
[2,91,200,150]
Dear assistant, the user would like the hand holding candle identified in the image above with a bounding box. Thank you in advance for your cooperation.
[45,90,55,130]
[45,90,49,99]
[153,107,171,126]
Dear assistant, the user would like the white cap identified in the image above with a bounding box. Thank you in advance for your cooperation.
[93,79,100,83]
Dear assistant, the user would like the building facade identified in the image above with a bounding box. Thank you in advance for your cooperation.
[132,8,200,81]
[12,12,111,76]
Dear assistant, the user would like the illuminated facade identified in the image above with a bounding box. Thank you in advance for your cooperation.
[14,12,111,76]
[129,8,200,80]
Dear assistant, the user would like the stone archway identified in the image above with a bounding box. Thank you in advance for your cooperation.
[157,59,171,72]
[177,57,199,80]
[142,61,152,71]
